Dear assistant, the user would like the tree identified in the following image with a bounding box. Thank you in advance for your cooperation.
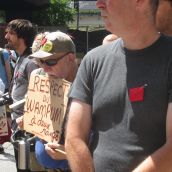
[32,0,76,26]
[0,11,5,23]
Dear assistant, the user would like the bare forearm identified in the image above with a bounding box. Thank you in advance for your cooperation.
[133,143,172,172]
[65,100,93,171]
[65,138,94,172]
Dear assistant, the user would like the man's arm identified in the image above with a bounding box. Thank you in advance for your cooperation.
[133,102,172,172]
[65,99,94,172]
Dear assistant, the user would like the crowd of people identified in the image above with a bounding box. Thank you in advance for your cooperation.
[0,43,17,153]
[0,0,172,172]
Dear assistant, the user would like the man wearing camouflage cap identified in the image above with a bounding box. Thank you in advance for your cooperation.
[30,31,78,172]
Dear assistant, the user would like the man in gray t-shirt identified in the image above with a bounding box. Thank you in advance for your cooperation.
[65,0,172,172]
[5,19,38,129]
[5,19,38,172]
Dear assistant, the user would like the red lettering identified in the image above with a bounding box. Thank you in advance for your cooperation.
[45,79,50,93]
[29,75,40,92]
[40,79,46,93]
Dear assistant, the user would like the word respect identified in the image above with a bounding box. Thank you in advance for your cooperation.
[28,75,69,97]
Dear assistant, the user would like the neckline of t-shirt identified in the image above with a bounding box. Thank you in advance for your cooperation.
[122,34,164,57]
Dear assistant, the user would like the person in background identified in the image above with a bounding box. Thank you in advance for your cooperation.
[29,31,78,172]
[0,78,6,153]
[5,19,38,172]
[102,33,118,44]
[156,0,172,36]
[4,43,18,75]
[65,0,172,172]
[0,47,11,92]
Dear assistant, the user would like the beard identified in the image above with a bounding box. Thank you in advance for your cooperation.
[6,42,16,51]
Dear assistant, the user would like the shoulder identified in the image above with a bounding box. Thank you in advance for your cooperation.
[82,38,123,66]
[24,56,38,67]
[21,56,39,73]
[87,38,122,57]
[77,38,124,80]
[2,49,9,60]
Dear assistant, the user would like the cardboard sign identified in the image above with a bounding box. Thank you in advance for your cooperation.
[0,106,8,136]
[23,73,71,143]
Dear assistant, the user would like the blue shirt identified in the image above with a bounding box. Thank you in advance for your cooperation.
[0,50,10,89]
[35,139,69,170]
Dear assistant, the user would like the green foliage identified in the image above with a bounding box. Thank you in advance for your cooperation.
[0,11,5,23]
[32,0,76,26]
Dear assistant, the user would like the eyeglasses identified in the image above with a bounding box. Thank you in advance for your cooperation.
[39,53,69,66]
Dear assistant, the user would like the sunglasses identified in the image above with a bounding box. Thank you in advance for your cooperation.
[39,53,69,66]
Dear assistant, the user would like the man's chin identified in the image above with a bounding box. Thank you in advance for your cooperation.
[103,21,113,31]
[7,42,15,49]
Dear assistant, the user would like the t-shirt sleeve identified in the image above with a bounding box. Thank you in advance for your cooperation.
[26,59,39,80]
[69,54,93,105]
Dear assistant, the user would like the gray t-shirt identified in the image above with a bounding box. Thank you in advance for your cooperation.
[69,34,172,172]
[11,53,38,120]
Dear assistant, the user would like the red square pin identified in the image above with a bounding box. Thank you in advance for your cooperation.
[129,86,144,102]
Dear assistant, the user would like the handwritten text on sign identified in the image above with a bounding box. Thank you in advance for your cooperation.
[0,106,8,136]
[24,73,71,143]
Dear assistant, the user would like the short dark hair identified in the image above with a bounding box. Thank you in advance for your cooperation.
[6,19,37,48]
[151,0,159,15]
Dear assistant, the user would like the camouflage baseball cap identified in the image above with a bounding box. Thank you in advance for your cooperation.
[30,31,75,59]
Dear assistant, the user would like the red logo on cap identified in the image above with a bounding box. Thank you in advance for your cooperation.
[41,37,47,46]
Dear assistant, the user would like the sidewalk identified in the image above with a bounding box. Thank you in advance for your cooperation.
[0,142,17,172]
